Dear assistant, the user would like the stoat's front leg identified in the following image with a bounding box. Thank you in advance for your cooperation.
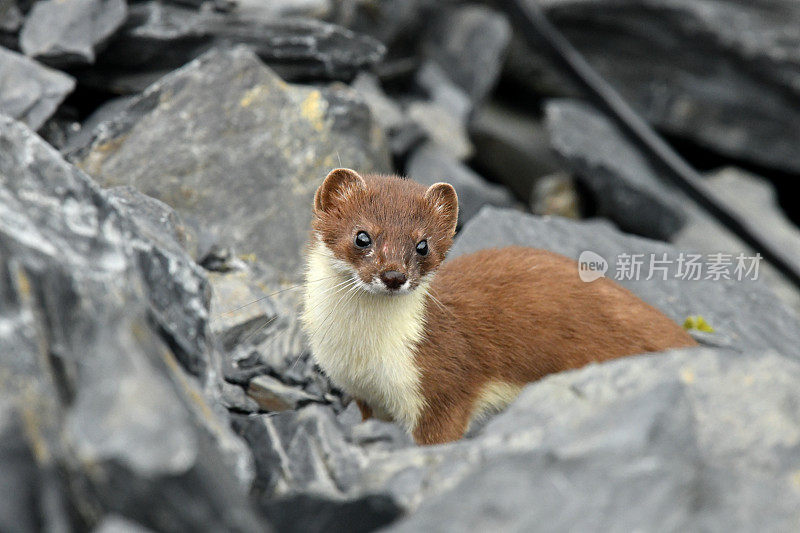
[412,398,472,445]
[355,398,373,421]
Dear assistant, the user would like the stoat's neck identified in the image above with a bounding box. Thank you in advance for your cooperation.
[300,240,428,430]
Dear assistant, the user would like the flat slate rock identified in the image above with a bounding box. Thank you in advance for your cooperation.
[259,493,402,533]
[106,186,215,377]
[544,99,800,312]
[206,260,316,398]
[545,99,686,241]
[385,348,800,531]
[78,1,385,93]
[421,4,511,104]
[704,167,800,276]
[0,115,264,531]
[406,143,516,225]
[507,0,800,174]
[0,46,75,130]
[247,375,322,412]
[0,2,23,31]
[207,266,284,353]
[231,404,367,498]
[408,61,474,160]
[468,101,560,202]
[0,1,22,49]
[351,72,424,158]
[71,45,391,286]
[20,0,127,67]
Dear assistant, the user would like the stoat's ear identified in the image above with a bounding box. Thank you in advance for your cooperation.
[424,182,458,235]
[314,168,367,214]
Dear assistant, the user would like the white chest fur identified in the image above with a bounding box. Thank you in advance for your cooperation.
[300,241,428,431]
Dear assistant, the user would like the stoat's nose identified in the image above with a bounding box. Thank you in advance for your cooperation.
[380,270,407,290]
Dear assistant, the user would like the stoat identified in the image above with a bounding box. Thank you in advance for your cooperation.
[301,168,697,445]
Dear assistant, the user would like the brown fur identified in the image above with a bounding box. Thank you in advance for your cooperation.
[412,247,697,444]
[309,169,697,445]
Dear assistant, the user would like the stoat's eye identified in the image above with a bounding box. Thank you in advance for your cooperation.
[354,231,372,248]
[416,239,429,256]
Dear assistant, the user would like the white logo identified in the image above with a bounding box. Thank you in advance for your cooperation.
[578,251,608,283]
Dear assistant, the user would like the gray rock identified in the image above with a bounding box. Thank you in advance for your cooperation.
[71,46,391,286]
[387,349,800,531]
[421,5,510,103]
[61,96,135,156]
[351,72,406,132]
[234,0,333,20]
[80,2,385,93]
[0,2,22,33]
[506,0,800,173]
[545,99,687,241]
[231,405,367,498]
[105,186,210,375]
[408,61,474,160]
[20,0,127,67]
[544,99,800,313]
[469,101,560,202]
[704,167,800,275]
[351,72,424,158]
[259,493,402,533]
[348,418,414,452]
[0,397,71,533]
[208,266,284,353]
[406,143,516,225]
[0,32,16,50]
[330,0,429,50]
[0,46,75,130]
[91,516,156,533]
[206,254,340,417]
[452,207,800,356]
[163,0,236,10]
[223,349,273,386]
[0,1,22,48]
[206,257,317,401]
[673,168,800,315]
[0,115,264,531]
[247,375,322,411]
[106,185,198,259]
[37,113,81,151]
[220,381,262,413]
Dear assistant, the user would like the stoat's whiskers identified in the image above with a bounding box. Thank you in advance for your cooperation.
[213,274,340,321]
[239,314,278,345]
[301,275,359,343]
[305,275,361,346]
[215,274,343,348]
[427,286,456,320]
[312,276,357,300]
[289,275,358,370]
[232,276,354,355]
[236,274,358,376]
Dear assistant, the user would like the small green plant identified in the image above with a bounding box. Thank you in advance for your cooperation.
[683,315,715,333]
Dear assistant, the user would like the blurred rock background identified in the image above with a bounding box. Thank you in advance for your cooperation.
[2,0,800,531]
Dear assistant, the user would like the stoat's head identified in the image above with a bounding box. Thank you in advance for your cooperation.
[311,168,458,295]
